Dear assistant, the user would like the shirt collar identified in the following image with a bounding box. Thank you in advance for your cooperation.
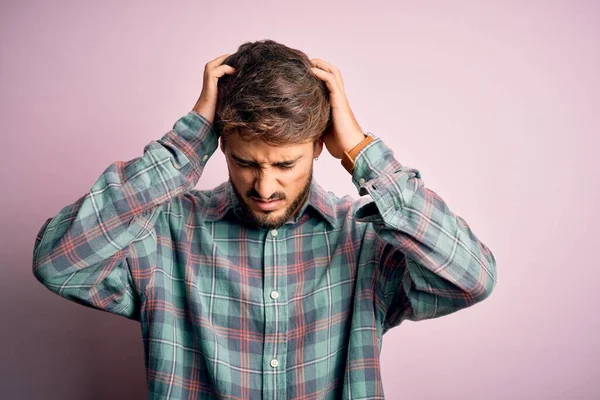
[200,176,340,229]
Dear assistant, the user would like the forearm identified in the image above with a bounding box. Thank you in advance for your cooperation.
[350,133,498,324]
[32,111,218,318]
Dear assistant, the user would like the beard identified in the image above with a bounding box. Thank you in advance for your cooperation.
[230,168,313,230]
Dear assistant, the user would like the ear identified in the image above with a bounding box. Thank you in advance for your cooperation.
[313,137,324,158]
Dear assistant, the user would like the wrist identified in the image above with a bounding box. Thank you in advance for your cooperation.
[341,133,374,174]
[192,101,215,126]
[341,130,367,154]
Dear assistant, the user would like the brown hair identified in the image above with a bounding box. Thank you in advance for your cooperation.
[215,39,331,147]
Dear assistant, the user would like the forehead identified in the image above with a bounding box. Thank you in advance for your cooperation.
[225,134,313,162]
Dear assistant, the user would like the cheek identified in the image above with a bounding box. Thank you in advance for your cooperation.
[229,169,252,190]
[289,171,306,186]
[232,169,252,181]
[286,168,311,192]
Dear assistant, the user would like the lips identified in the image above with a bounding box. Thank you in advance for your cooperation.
[252,198,283,211]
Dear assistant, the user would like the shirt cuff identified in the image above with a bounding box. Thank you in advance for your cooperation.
[350,133,423,229]
[157,110,219,173]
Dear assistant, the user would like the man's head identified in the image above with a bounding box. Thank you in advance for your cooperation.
[214,40,331,229]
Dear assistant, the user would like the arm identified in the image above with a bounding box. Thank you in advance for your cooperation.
[351,135,498,331]
[31,111,218,320]
[305,57,496,329]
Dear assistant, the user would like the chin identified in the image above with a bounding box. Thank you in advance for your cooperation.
[246,202,291,228]
[252,207,285,219]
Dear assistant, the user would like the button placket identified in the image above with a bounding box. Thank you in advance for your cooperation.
[262,226,288,397]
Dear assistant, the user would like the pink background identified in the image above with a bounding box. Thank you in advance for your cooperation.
[1,1,598,398]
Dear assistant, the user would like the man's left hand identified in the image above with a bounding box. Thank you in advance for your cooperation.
[310,58,366,159]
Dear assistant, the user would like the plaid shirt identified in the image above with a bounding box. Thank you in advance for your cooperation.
[32,111,497,399]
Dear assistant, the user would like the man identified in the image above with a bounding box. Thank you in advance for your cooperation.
[32,39,497,399]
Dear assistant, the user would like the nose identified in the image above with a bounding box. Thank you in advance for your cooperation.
[253,171,279,201]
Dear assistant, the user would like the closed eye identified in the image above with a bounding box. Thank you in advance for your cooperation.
[277,164,295,170]
[236,162,253,169]
[236,162,295,170]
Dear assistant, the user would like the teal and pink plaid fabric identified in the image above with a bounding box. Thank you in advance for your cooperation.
[32,111,497,399]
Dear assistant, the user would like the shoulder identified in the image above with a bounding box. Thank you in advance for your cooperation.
[158,181,230,221]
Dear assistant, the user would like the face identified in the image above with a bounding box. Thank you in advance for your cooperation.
[221,134,323,230]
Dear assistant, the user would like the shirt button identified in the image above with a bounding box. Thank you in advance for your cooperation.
[202,155,208,162]
[270,229,278,237]
[270,290,279,299]
[358,178,366,185]
[270,359,279,368]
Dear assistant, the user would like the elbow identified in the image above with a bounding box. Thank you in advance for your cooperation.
[32,246,74,292]
[31,239,65,291]
[469,249,498,304]
[32,253,58,290]
[32,218,54,285]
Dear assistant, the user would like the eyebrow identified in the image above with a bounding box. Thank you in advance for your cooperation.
[229,153,303,167]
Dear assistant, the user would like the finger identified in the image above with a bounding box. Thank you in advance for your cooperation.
[207,64,236,82]
[310,67,341,96]
[310,58,344,91]
[207,53,233,68]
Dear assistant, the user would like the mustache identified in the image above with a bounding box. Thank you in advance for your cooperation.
[246,190,286,201]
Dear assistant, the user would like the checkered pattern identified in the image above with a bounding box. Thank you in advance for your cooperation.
[32,111,497,399]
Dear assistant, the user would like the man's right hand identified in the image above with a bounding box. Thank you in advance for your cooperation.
[192,53,236,127]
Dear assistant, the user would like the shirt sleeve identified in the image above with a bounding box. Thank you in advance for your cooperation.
[31,111,218,320]
[350,133,498,332]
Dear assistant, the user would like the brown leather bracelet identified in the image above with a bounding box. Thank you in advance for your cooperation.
[341,134,374,174]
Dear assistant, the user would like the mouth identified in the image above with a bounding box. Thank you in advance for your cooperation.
[251,198,284,211]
